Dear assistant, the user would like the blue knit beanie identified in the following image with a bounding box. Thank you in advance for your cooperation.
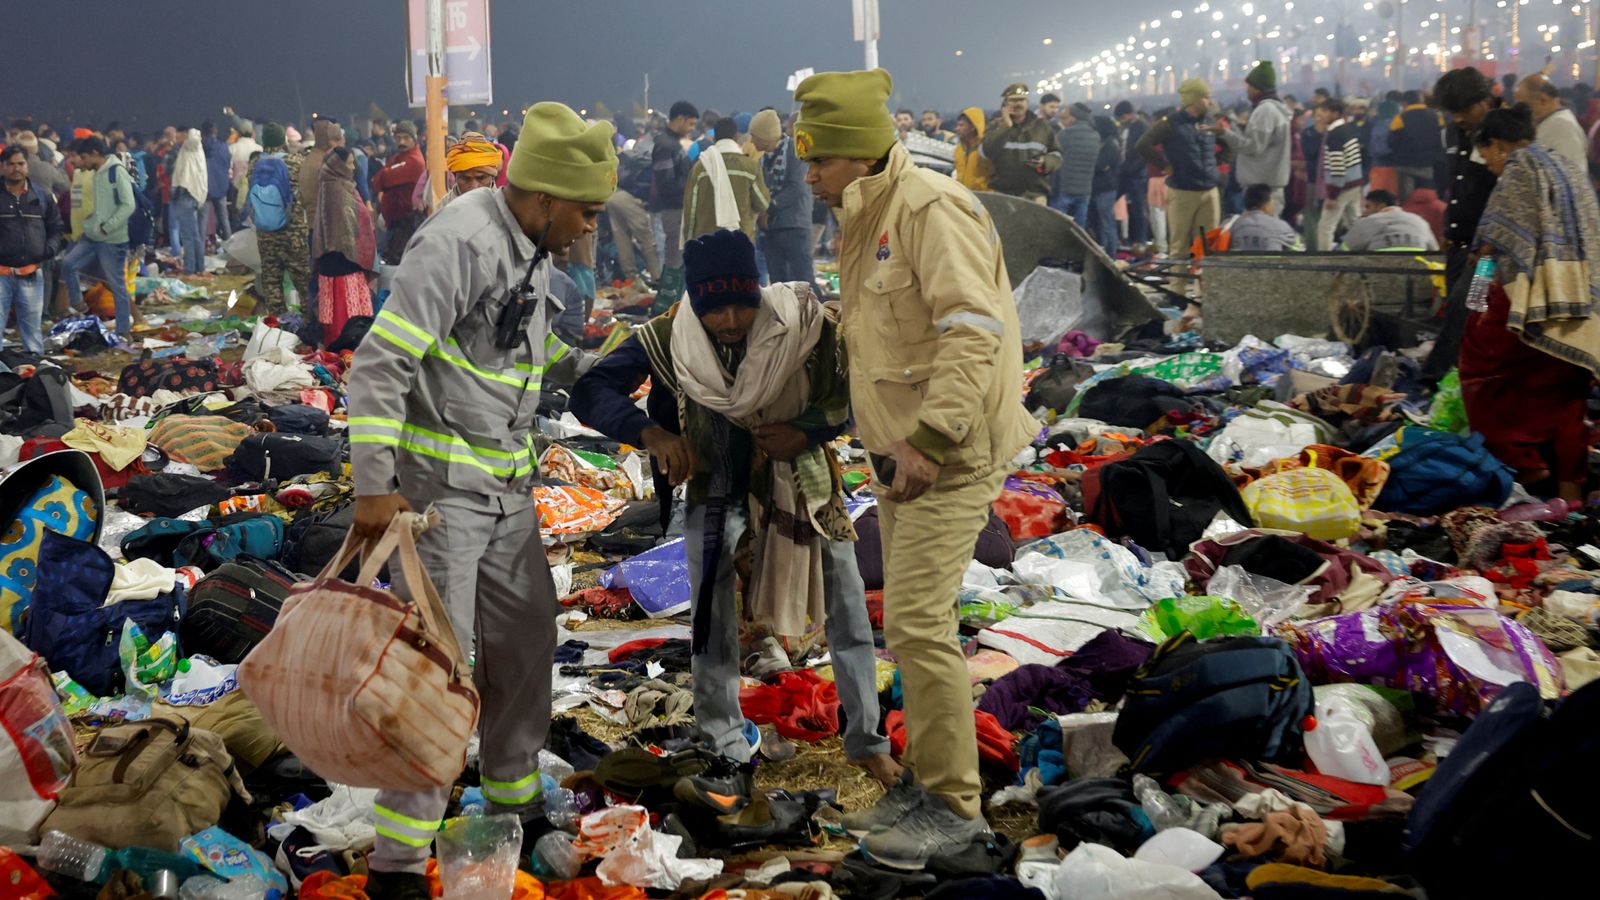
[684,229,761,317]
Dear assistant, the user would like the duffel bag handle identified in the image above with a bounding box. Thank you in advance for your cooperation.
[315,506,438,586]
[387,510,467,667]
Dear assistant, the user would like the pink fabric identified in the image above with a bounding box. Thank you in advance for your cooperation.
[318,273,372,346]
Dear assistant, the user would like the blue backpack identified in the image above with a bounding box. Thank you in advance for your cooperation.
[1112,631,1313,775]
[248,154,293,232]
[1373,427,1514,516]
[109,162,156,248]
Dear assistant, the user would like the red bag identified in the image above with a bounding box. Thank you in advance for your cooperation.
[886,708,1019,772]
[993,477,1070,540]
[739,669,840,742]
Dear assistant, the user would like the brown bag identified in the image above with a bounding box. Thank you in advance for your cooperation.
[239,511,478,792]
[42,717,248,852]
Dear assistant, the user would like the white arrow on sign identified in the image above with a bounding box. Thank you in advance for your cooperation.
[411,34,482,61]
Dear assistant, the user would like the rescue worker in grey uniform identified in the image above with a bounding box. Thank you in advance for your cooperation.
[345,102,616,900]
[1340,189,1441,252]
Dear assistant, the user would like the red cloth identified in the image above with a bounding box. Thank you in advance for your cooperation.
[1460,282,1594,484]
[374,145,425,224]
[740,669,841,742]
[319,273,373,346]
[607,636,668,662]
[1402,189,1446,248]
[20,437,149,489]
[886,708,1020,772]
[993,478,1070,540]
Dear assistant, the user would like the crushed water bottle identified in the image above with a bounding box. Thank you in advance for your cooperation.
[1464,256,1497,313]
[543,775,579,831]
[177,874,273,899]
[36,830,108,883]
[1132,775,1188,831]
[532,831,581,881]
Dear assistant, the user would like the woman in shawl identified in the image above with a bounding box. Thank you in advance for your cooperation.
[312,147,376,346]
[170,129,208,274]
[1463,106,1600,501]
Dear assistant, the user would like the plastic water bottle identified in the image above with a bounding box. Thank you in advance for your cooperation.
[543,778,579,831]
[36,831,108,882]
[532,832,581,881]
[1131,775,1188,831]
[1465,257,1497,312]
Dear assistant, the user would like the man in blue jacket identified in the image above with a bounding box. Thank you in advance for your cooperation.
[751,109,816,288]
[200,120,232,243]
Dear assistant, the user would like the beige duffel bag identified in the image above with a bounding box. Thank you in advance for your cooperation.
[239,511,478,791]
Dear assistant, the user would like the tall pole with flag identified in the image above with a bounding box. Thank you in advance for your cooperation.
[425,0,448,205]
[853,0,880,70]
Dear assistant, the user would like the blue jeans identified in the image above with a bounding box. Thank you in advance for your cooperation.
[1090,190,1120,257]
[0,271,45,354]
[1050,194,1091,228]
[684,503,889,763]
[60,239,132,335]
[762,227,816,288]
[204,195,231,241]
[172,190,204,274]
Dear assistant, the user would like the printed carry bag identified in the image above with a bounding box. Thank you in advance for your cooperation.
[239,511,478,791]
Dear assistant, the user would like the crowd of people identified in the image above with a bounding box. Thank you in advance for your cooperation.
[3,51,1600,900]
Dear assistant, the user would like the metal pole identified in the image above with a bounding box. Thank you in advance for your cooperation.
[1394,0,1404,91]
[425,0,448,206]
[865,37,879,70]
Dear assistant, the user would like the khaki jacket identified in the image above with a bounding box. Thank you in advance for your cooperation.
[837,143,1035,483]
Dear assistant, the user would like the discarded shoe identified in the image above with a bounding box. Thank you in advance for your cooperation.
[859,791,993,871]
[841,770,924,838]
[273,825,343,890]
[674,753,755,814]
[363,869,432,900]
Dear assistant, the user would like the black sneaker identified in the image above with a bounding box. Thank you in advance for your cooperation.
[273,826,343,889]
[363,869,432,900]
[674,754,755,814]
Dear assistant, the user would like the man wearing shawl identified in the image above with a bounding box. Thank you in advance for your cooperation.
[1464,106,1600,501]
[570,229,898,807]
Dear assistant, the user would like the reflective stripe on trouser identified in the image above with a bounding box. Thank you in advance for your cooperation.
[348,417,535,479]
[877,468,1008,821]
[368,492,559,875]
[685,504,890,764]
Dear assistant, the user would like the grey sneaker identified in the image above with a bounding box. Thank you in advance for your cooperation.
[841,771,924,837]
[859,792,993,871]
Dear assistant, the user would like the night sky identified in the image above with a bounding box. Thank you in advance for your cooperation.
[5,0,1170,132]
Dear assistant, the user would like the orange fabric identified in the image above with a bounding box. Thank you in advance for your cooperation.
[544,876,649,900]
[0,264,40,276]
[886,708,1019,771]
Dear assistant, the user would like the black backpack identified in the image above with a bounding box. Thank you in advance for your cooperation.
[1112,631,1314,775]
[177,556,298,664]
[1077,374,1197,429]
[281,502,379,582]
[1081,440,1252,559]
[117,474,234,519]
[265,404,330,436]
[328,316,373,353]
[224,433,343,482]
[1405,680,1600,896]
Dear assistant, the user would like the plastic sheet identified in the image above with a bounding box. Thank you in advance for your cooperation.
[1014,530,1186,609]
[573,804,722,890]
[536,484,627,538]
[0,630,76,801]
[601,539,690,618]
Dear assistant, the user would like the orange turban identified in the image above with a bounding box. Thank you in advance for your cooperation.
[447,132,503,173]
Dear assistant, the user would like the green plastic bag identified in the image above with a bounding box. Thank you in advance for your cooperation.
[118,620,177,695]
[1139,595,1260,641]
[1428,369,1468,434]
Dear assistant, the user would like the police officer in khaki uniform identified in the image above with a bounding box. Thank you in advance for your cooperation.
[794,68,1035,870]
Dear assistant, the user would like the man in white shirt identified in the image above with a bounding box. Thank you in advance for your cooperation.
[1515,74,1589,170]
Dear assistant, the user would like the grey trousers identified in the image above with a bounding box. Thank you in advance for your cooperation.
[659,210,685,270]
[684,503,889,763]
[369,492,558,875]
[607,190,661,281]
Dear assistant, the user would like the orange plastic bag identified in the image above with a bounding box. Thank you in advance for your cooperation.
[0,847,55,899]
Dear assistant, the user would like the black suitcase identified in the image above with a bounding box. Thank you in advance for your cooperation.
[178,556,298,664]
